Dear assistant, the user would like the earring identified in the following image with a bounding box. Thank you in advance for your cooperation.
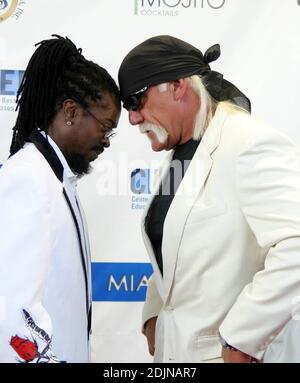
[66,121,72,126]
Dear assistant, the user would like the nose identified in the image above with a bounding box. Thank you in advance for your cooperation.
[128,110,143,125]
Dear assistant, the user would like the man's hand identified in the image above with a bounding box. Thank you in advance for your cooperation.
[144,316,157,356]
[222,348,258,363]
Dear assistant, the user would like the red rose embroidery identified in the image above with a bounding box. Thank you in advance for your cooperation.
[10,335,38,362]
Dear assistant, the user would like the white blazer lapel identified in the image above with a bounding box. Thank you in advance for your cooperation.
[63,180,91,305]
[162,104,228,298]
[141,150,174,300]
[74,191,92,303]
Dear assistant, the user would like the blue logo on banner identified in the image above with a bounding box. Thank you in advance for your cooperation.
[92,262,153,302]
[0,1,8,11]
[0,70,24,95]
[131,168,155,194]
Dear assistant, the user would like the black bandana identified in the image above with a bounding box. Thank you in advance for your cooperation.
[118,35,251,112]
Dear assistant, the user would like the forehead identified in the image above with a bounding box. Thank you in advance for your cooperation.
[100,91,119,110]
[91,93,120,119]
[143,85,169,104]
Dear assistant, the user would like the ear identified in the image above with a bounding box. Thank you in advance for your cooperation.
[169,79,188,102]
[62,99,82,122]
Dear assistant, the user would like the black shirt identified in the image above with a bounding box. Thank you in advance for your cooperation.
[145,138,200,275]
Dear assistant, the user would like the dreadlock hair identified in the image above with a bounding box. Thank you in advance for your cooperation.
[10,34,120,156]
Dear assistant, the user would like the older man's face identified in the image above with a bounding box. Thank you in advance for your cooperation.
[128,85,184,152]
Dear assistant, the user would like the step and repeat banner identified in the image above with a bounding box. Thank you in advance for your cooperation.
[0,0,299,362]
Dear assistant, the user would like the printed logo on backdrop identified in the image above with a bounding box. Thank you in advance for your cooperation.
[0,70,24,112]
[134,0,226,17]
[131,168,157,210]
[92,262,153,302]
[0,0,26,22]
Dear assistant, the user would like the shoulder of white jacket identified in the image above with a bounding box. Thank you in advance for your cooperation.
[4,144,50,170]
[221,108,293,150]
[1,144,61,188]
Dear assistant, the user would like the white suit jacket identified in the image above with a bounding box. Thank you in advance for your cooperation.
[0,136,91,363]
[142,103,300,363]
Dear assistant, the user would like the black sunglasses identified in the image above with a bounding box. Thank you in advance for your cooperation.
[123,86,148,111]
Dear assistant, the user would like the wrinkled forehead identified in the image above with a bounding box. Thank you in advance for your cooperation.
[118,35,208,102]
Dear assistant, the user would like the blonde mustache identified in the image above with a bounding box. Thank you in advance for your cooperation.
[139,123,168,144]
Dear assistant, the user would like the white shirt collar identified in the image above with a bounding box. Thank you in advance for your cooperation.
[40,131,77,187]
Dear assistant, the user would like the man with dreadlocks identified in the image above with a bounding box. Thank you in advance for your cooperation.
[0,35,120,363]
[118,35,300,363]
